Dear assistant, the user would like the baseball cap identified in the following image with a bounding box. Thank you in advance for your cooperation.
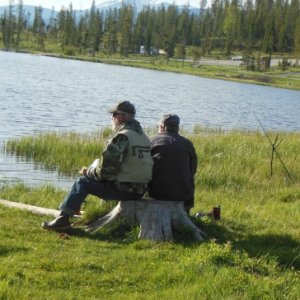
[160,114,180,127]
[108,101,136,115]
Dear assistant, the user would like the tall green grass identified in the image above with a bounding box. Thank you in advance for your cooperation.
[5,128,300,185]
[4,129,112,176]
[191,128,300,189]
[1,128,300,299]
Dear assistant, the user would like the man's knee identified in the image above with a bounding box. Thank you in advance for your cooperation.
[74,176,90,192]
[76,176,88,183]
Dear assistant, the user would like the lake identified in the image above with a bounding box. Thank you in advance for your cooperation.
[1,51,299,189]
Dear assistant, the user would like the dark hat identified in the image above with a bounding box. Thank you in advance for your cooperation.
[108,101,136,115]
[161,114,180,127]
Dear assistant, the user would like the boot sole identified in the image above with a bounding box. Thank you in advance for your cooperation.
[41,222,72,231]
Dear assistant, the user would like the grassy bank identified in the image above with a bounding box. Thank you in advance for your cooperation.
[1,129,299,299]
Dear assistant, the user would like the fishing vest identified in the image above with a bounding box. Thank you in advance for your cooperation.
[115,129,153,183]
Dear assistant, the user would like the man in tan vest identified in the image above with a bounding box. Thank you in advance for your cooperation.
[42,101,153,231]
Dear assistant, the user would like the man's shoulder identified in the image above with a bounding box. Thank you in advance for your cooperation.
[177,134,194,145]
[111,132,129,145]
[118,119,144,134]
[151,132,175,138]
[115,127,137,139]
[151,132,190,142]
[150,132,172,143]
[151,132,195,149]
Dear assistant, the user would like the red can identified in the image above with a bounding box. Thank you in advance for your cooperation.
[213,206,221,220]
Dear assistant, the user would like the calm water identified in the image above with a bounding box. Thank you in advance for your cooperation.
[1,51,300,188]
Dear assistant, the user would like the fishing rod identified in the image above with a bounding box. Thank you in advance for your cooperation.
[253,111,293,182]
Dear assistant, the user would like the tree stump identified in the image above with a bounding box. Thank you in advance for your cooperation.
[85,200,206,242]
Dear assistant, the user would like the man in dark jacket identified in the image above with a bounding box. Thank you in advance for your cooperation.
[42,101,153,231]
[148,114,197,214]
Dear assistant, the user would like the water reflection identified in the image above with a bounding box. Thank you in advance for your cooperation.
[0,151,74,190]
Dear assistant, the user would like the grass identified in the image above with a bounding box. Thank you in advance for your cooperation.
[4,129,112,176]
[1,128,300,299]
[1,206,298,299]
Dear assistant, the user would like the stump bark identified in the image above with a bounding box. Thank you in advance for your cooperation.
[85,200,206,242]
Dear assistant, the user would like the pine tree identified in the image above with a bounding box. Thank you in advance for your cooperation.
[243,0,255,54]
[223,0,241,56]
[191,13,201,47]
[152,5,166,51]
[274,0,286,51]
[16,0,24,50]
[178,5,189,48]
[293,5,300,59]
[132,7,143,53]
[287,0,300,53]
[103,8,118,55]
[2,0,15,50]
[57,7,66,49]
[210,0,225,50]
[262,11,274,56]
[132,6,154,54]
[144,7,155,54]
[163,4,178,58]
[119,3,134,57]
[86,1,103,56]
[76,14,87,53]
[31,6,46,51]
[63,4,76,48]
[47,7,58,40]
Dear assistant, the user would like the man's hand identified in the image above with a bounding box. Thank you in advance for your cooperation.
[79,167,88,176]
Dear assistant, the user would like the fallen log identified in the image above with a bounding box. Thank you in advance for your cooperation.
[0,199,83,218]
[85,200,206,242]
[0,199,60,217]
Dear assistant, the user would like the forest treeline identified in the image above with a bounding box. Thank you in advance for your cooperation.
[1,0,300,59]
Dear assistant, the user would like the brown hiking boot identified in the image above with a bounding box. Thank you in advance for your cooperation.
[41,215,71,231]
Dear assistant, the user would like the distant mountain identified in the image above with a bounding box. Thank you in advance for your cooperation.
[0,5,91,25]
[0,1,200,25]
[0,5,55,24]
[96,0,171,11]
[96,0,199,12]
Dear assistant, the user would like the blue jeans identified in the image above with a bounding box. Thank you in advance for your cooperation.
[59,176,144,216]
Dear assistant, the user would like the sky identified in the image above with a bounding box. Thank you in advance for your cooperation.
[0,0,204,11]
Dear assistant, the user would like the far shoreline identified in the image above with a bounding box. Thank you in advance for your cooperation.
[2,48,300,91]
